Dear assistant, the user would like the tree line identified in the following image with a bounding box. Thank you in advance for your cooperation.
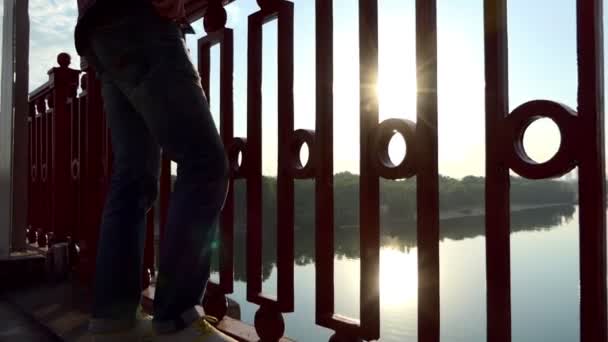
[227,172,576,228]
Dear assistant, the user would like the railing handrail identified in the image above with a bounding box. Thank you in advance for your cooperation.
[28,80,52,103]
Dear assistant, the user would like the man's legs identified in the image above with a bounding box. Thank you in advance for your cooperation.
[87,4,229,335]
[89,70,160,332]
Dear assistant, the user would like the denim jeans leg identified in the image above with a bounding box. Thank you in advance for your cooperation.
[90,74,161,332]
[87,6,229,334]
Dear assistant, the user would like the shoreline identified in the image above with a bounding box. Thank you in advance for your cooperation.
[438,202,574,220]
[337,202,575,229]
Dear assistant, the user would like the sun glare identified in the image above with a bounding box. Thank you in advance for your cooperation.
[376,72,417,122]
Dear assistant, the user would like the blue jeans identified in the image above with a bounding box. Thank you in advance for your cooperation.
[85,4,229,334]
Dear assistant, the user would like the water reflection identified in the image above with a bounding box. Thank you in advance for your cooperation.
[379,248,417,308]
[213,204,576,282]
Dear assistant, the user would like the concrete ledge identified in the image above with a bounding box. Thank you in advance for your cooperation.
[0,299,62,341]
[2,281,92,341]
[0,250,46,291]
[6,280,296,342]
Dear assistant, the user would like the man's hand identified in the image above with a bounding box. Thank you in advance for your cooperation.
[152,0,187,21]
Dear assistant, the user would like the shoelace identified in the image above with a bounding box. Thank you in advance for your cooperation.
[194,315,220,336]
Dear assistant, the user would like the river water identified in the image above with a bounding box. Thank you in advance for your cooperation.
[207,204,583,341]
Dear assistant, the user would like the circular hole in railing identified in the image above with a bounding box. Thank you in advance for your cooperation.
[522,117,561,164]
[299,142,310,169]
[388,131,407,166]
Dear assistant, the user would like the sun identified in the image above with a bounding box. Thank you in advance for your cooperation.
[376,57,417,123]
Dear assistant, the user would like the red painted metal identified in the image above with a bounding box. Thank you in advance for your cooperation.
[27,108,34,235]
[77,68,108,285]
[483,1,511,341]
[29,85,53,244]
[358,0,380,340]
[22,2,608,341]
[39,96,51,241]
[505,100,577,179]
[48,56,81,243]
[575,0,607,340]
[246,0,295,313]
[314,0,335,334]
[198,27,235,296]
[246,3,264,308]
[415,1,440,341]
[31,104,40,234]
[68,95,81,246]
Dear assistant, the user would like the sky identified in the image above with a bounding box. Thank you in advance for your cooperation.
[0,0,599,178]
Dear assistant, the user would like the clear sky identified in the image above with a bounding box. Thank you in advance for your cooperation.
[0,0,600,178]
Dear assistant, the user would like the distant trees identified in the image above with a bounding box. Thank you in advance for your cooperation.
[224,172,577,228]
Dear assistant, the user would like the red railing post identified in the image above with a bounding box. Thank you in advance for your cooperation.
[576,0,607,340]
[68,85,81,248]
[314,0,335,334]
[39,95,51,247]
[415,1,440,341]
[27,103,36,241]
[483,1,512,341]
[198,5,236,320]
[357,0,380,340]
[31,102,42,240]
[76,64,108,285]
[47,53,80,244]
[246,1,295,340]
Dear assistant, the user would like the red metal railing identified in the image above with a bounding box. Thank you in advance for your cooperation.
[27,53,80,249]
[25,0,606,341]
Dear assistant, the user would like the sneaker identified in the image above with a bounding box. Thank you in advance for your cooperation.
[154,315,237,342]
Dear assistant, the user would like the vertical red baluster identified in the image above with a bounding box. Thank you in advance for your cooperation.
[247,1,295,340]
[415,1,440,341]
[483,1,511,341]
[198,23,236,319]
[576,0,607,340]
[39,97,50,244]
[68,94,81,245]
[77,67,105,285]
[27,106,34,236]
[247,1,264,307]
[48,53,80,243]
[218,28,235,297]
[276,0,295,316]
[32,104,41,238]
[358,0,380,340]
[314,0,335,332]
